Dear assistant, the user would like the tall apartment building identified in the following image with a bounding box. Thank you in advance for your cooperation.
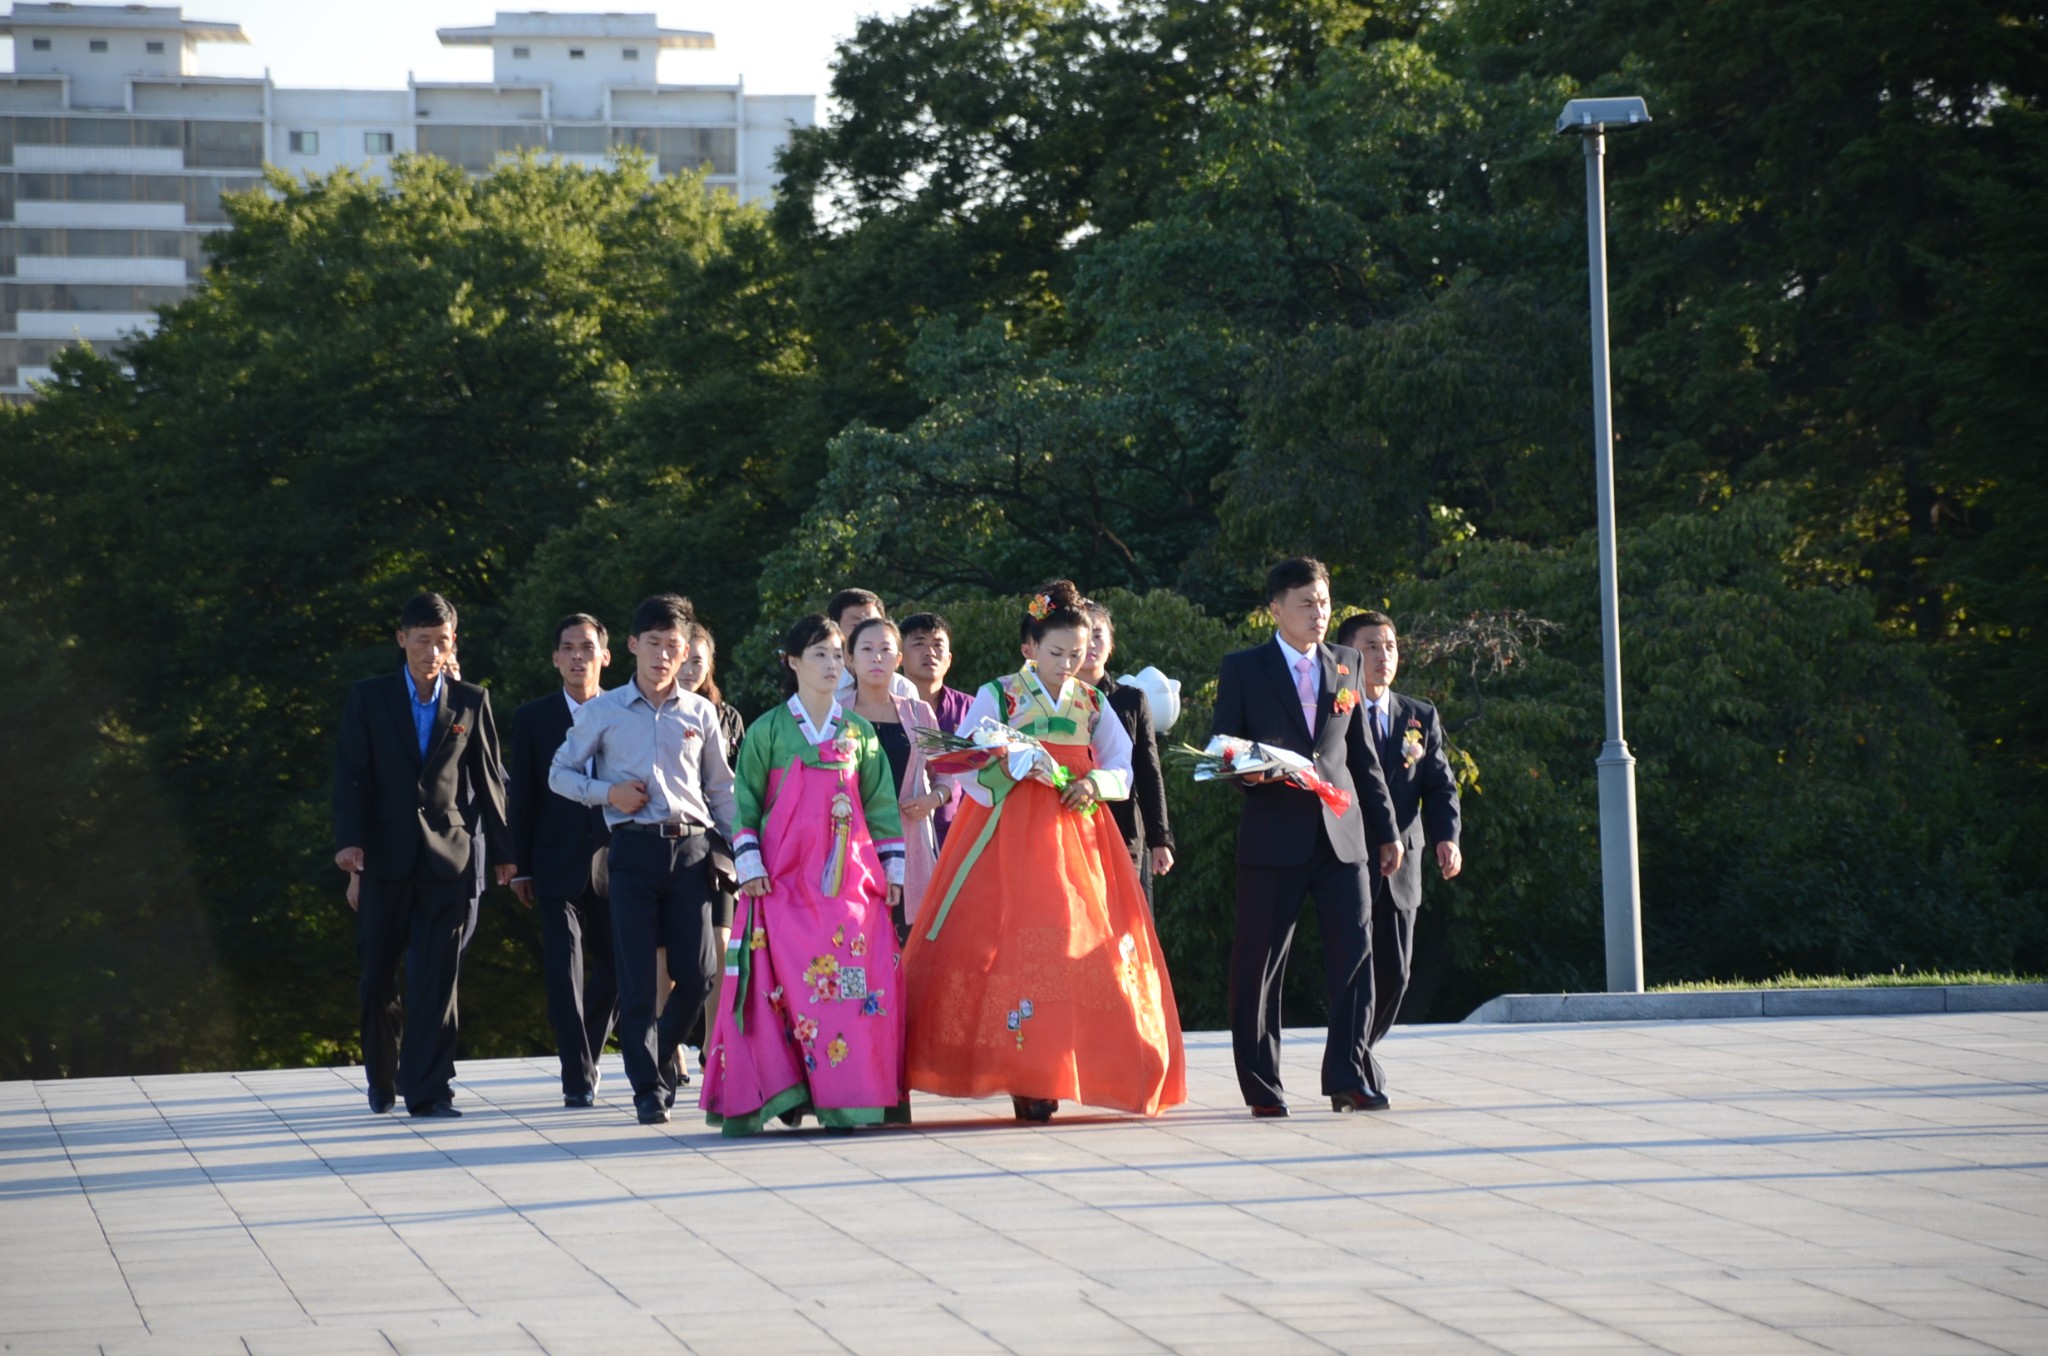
[0,4,815,398]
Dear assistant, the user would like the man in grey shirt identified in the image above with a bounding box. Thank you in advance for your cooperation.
[550,593,737,1125]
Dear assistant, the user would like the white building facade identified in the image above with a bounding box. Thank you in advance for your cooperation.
[0,4,814,397]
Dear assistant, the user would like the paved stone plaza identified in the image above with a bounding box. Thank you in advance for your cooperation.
[3,1014,2045,1355]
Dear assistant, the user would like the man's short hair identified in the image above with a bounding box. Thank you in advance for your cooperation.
[1335,610,1396,649]
[553,612,608,648]
[826,588,885,626]
[899,611,951,643]
[629,593,693,637]
[1264,557,1331,604]
[399,592,457,632]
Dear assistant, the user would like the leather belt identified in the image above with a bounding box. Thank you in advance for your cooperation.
[614,820,706,839]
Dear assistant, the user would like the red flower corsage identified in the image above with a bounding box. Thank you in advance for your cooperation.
[1335,663,1350,676]
[450,723,466,736]
[1331,688,1359,715]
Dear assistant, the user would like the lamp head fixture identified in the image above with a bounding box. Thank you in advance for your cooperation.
[1556,97,1651,137]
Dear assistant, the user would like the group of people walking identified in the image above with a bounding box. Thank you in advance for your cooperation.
[330,558,1460,1132]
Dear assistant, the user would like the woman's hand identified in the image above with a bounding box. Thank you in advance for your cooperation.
[900,789,945,821]
[740,875,773,897]
[886,883,903,909]
[1060,776,1099,811]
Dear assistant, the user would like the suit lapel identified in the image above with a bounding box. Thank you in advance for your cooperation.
[387,672,425,769]
[1262,642,1314,748]
[423,679,456,766]
[1314,644,1341,742]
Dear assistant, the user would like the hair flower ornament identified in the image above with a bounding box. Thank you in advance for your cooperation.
[1026,592,1054,620]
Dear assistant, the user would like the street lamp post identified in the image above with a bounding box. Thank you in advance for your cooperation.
[1557,96,1650,993]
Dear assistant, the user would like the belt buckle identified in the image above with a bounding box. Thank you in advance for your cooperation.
[658,821,684,839]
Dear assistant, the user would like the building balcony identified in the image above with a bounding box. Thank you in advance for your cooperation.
[15,255,190,285]
[11,144,187,172]
[13,201,190,228]
[15,310,160,341]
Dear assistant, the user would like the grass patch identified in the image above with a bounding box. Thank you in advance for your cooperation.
[1652,971,2042,993]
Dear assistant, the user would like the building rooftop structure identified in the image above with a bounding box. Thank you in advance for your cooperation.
[0,4,815,398]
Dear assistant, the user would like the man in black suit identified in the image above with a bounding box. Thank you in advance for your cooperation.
[508,614,618,1108]
[1337,611,1462,1100]
[334,592,514,1118]
[1211,558,1401,1117]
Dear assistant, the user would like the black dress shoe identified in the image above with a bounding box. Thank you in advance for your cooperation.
[1331,1088,1390,1113]
[564,1092,596,1108]
[636,1095,671,1125]
[409,1100,463,1119]
[1010,1096,1058,1122]
[1249,1103,1290,1119]
[368,1088,396,1115]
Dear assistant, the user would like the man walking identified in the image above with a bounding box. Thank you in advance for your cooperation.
[334,592,514,1118]
[1336,611,1462,1101]
[1210,559,1400,1118]
[549,594,737,1126]
[509,614,618,1108]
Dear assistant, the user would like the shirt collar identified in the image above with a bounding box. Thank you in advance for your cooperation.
[787,694,843,745]
[627,679,686,711]
[405,666,444,707]
[1273,633,1319,673]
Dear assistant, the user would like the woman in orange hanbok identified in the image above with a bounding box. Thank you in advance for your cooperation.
[902,580,1186,1120]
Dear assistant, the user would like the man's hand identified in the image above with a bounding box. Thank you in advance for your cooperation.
[607,779,650,814]
[510,878,535,907]
[1150,846,1175,877]
[345,872,360,912]
[1436,841,1463,880]
[493,863,517,889]
[1378,840,1404,877]
[740,875,772,897]
[335,846,364,874]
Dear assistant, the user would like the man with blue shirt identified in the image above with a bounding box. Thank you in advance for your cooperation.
[334,592,514,1119]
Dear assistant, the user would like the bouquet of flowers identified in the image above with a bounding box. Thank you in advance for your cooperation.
[916,716,1096,814]
[1165,734,1354,816]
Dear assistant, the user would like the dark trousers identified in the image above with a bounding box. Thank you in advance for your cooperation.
[1365,885,1416,1091]
[357,872,470,1110]
[608,830,716,1101]
[1229,832,1377,1106]
[539,888,618,1098]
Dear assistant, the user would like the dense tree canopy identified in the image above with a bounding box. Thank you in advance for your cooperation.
[1,0,2040,1077]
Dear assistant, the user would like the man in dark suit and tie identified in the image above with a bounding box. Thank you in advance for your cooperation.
[1337,611,1462,1101]
[334,592,514,1118]
[508,614,618,1108]
[1211,558,1402,1117]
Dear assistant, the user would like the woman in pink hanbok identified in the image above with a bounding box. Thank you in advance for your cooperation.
[699,614,908,1135]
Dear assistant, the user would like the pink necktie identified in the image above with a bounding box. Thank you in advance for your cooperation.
[1294,656,1316,731]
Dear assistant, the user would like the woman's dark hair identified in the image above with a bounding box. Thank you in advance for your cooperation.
[777,613,843,698]
[845,615,901,669]
[686,622,723,707]
[1083,598,1114,634]
[1020,579,1090,644]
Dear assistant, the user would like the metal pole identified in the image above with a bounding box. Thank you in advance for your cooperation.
[1583,129,1645,993]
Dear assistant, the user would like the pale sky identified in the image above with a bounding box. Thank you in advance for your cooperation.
[1,1,926,106]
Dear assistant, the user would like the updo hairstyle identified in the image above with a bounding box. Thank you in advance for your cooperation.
[1020,579,1091,644]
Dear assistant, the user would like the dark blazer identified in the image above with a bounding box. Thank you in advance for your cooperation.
[1370,691,1462,912]
[1098,681,1173,853]
[1211,639,1399,868]
[509,690,612,901]
[334,670,512,881]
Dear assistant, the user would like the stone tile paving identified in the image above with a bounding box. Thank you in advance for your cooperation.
[2,1015,2045,1355]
